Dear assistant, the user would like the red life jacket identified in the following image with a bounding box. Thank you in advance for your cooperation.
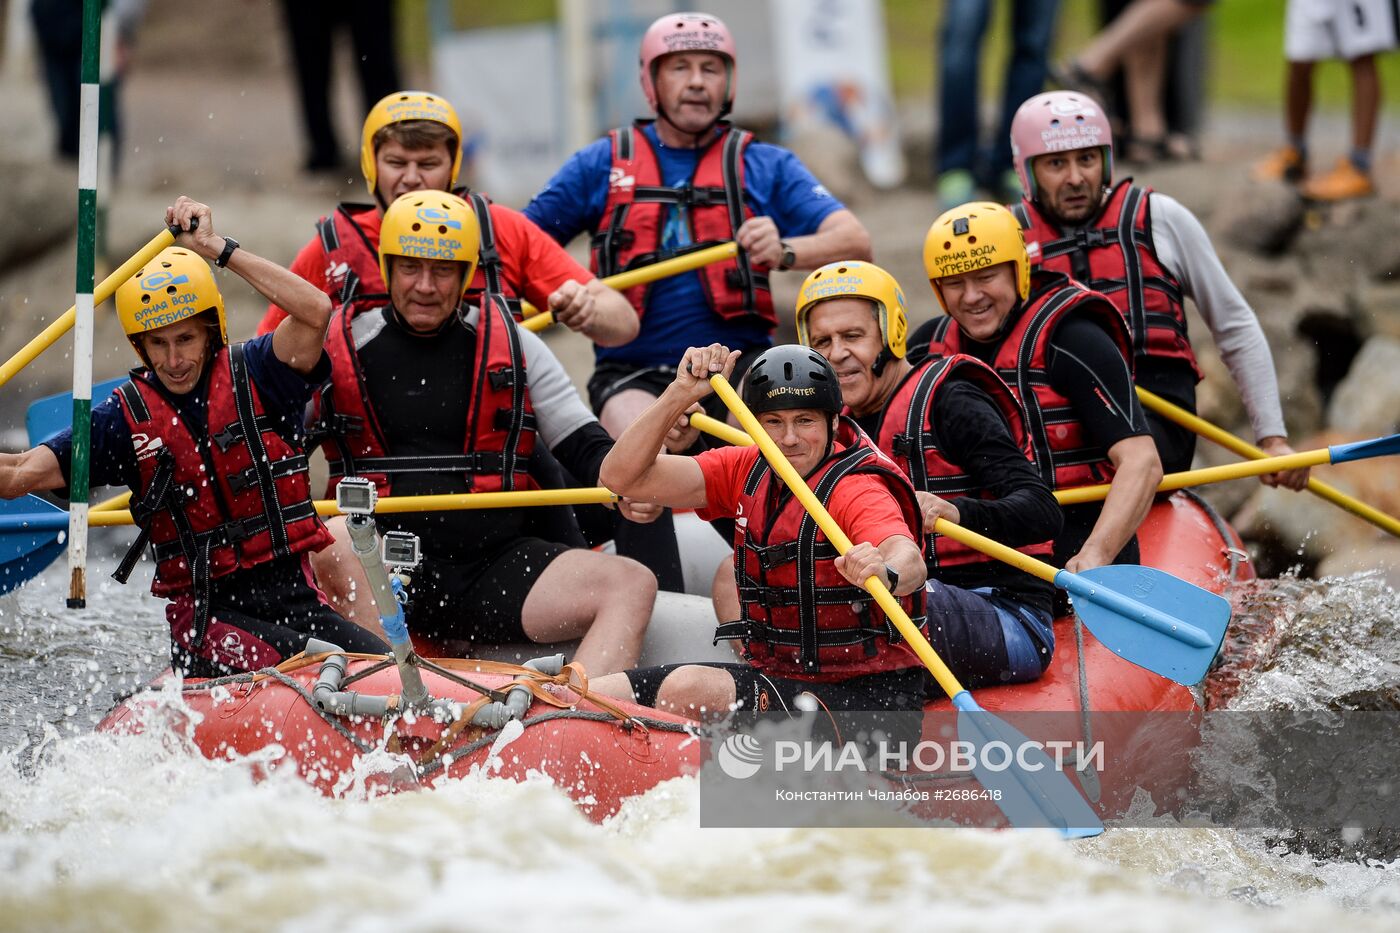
[923,273,1132,490]
[311,293,536,499]
[113,344,331,611]
[1015,180,1200,379]
[878,354,1055,571]
[592,120,775,327]
[713,420,928,681]
[315,193,518,315]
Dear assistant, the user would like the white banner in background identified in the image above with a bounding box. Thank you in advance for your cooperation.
[433,24,564,206]
[772,0,906,188]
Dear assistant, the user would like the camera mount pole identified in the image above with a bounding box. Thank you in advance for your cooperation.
[336,478,428,707]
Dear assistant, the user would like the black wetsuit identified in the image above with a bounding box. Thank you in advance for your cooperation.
[910,310,1151,568]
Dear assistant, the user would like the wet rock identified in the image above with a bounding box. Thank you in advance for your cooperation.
[0,156,74,274]
[1325,336,1400,436]
[1218,182,1303,255]
[1317,543,1400,590]
[1233,252,1301,298]
[1192,345,1246,430]
[1354,281,1400,341]
[1235,429,1400,570]
[1235,482,1340,571]
[1292,198,1400,284]
[1191,440,1258,521]
[1271,338,1325,437]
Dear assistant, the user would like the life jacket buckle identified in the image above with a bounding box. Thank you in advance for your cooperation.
[210,425,241,452]
[487,368,517,391]
[226,467,256,493]
[1076,227,1114,249]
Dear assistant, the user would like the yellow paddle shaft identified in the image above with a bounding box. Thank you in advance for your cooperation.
[689,412,752,447]
[521,242,740,332]
[92,491,130,512]
[1137,386,1400,539]
[84,487,619,527]
[0,229,175,389]
[709,375,969,700]
[1055,446,1334,505]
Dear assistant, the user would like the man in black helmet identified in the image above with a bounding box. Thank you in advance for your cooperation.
[590,344,929,720]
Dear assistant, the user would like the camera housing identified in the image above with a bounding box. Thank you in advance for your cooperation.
[335,477,378,516]
[382,531,421,571]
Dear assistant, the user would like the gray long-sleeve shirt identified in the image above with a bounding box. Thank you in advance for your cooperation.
[1149,193,1288,441]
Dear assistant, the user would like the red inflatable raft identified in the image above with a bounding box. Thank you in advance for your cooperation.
[98,491,1250,822]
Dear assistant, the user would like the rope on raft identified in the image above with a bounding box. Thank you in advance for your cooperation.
[140,651,694,773]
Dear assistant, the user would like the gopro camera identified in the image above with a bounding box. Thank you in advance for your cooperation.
[382,531,421,571]
[335,477,378,516]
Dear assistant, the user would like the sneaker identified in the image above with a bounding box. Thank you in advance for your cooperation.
[1301,156,1374,201]
[1252,145,1306,183]
[936,169,976,209]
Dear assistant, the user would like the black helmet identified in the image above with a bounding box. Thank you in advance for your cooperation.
[741,345,843,415]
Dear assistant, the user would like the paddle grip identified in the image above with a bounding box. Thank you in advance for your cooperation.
[1053,569,1215,649]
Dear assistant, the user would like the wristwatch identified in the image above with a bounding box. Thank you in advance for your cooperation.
[883,563,900,592]
[215,236,240,268]
[778,241,796,271]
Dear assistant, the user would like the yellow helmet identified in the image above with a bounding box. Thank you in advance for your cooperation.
[360,90,463,199]
[115,247,226,357]
[922,201,1030,313]
[378,191,481,298]
[795,260,908,367]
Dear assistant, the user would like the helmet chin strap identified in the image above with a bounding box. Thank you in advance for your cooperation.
[871,347,894,378]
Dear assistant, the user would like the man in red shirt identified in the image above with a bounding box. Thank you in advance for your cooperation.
[590,344,929,720]
[255,90,637,347]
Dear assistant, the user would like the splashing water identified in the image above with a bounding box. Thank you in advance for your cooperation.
[0,542,1398,930]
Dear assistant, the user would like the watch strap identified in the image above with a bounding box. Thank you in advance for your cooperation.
[216,236,240,268]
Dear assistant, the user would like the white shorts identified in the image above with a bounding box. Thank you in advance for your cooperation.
[1286,0,1400,61]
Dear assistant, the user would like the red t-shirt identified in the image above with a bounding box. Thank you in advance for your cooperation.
[256,202,595,335]
[694,444,916,549]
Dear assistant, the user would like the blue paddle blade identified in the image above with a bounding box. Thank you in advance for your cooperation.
[1063,564,1230,686]
[1329,432,1400,464]
[26,377,126,447]
[0,495,67,596]
[952,693,1103,837]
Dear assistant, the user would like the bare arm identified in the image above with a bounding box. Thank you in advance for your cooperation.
[734,208,874,270]
[834,535,927,598]
[0,447,66,499]
[598,344,739,507]
[547,278,640,348]
[165,196,332,375]
[1068,434,1162,573]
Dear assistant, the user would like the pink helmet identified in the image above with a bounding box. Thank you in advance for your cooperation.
[1009,91,1114,201]
[638,12,737,113]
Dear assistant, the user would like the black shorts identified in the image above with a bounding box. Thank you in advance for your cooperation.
[624,662,931,714]
[169,555,390,678]
[585,349,764,421]
[403,537,568,645]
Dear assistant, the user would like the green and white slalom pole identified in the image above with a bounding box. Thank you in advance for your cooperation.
[67,0,103,610]
[96,3,119,264]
